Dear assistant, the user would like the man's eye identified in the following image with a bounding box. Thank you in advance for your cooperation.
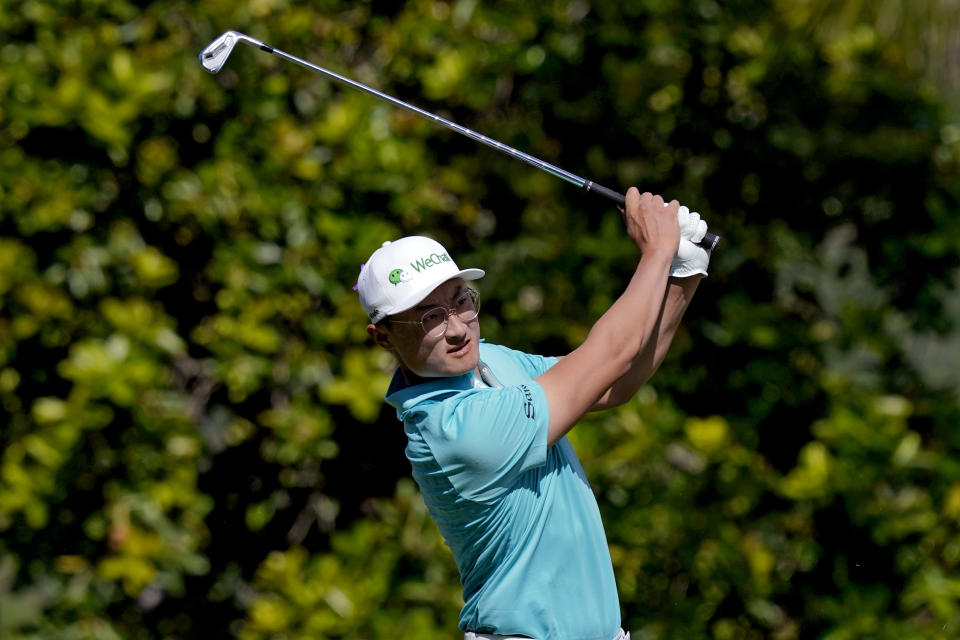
[422,310,444,324]
[456,295,471,309]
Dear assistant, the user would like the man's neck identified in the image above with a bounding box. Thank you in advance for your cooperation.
[398,365,481,388]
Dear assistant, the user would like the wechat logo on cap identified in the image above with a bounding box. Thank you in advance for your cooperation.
[388,268,412,286]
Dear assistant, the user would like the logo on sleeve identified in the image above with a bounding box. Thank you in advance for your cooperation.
[519,385,535,420]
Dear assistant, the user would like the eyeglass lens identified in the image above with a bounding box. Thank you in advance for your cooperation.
[422,290,479,337]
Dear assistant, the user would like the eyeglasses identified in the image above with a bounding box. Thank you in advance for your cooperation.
[389,288,480,338]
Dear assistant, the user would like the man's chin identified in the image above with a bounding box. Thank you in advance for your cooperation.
[441,342,479,376]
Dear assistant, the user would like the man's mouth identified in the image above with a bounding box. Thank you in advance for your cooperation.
[447,339,471,356]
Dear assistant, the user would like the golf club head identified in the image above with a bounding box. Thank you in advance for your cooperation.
[200,31,257,73]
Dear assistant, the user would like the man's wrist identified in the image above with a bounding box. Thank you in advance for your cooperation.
[641,247,678,264]
[669,273,704,284]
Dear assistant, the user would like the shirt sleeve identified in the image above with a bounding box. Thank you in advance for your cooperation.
[421,381,551,503]
[518,352,558,378]
[489,343,559,378]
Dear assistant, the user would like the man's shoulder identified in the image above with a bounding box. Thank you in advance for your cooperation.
[478,341,528,361]
[479,341,557,380]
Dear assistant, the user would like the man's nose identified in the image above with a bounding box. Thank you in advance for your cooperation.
[445,311,469,339]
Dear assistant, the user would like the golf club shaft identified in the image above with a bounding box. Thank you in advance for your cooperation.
[201,32,719,251]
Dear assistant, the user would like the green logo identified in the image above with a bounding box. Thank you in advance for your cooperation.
[409,252,451,273]
[387,251,451,286]
[388,268,409,286]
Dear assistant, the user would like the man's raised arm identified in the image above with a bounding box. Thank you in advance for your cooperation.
[589,274,700,411]
[535,188,680,447]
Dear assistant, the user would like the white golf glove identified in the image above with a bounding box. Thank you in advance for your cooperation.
[670,205,711,278]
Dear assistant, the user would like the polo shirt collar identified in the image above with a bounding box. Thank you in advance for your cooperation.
[384,367,476,413]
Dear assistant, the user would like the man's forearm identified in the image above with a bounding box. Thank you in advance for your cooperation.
[591,275,701,410]
[540,248,675,445]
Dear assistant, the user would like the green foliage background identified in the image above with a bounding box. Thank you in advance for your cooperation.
[2,0,960,638]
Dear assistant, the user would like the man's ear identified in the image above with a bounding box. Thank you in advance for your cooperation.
[367,323,394,350]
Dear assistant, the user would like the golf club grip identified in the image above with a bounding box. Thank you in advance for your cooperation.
[584,181,720,251]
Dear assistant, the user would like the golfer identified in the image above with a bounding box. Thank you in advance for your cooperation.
[357,188,711,640]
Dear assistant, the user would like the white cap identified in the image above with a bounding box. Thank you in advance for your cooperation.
[356,236,484,323]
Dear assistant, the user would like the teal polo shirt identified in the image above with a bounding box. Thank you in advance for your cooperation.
[385,342,621,640]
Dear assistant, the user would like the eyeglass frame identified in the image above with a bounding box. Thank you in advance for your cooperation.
[386,288,480,338]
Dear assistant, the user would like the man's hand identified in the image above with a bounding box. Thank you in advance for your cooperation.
[623,188,681,258]
[670,206,711,278]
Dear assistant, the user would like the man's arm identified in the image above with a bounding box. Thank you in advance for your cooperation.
[535,188,680,447]
[589,274,701,410]
[550,275,700,411]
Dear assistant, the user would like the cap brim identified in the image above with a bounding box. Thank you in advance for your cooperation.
[458,268,485,282]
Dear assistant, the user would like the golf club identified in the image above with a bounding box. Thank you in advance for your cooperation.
[199,30,720,251]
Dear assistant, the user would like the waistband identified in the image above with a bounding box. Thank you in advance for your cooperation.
[464,629,629,640]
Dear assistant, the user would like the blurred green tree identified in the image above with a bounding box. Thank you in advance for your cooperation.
[0,1,958,638]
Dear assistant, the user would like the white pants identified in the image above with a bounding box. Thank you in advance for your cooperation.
[464,629,629,640]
